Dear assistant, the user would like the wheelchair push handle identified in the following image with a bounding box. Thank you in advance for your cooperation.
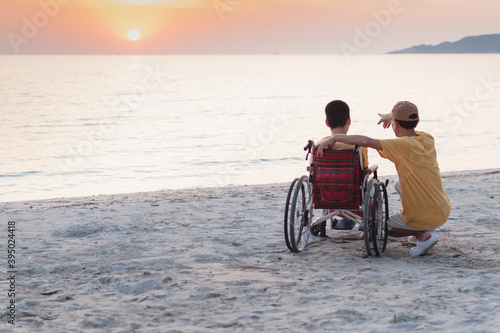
[304,140,314,151]
[304,140,314,160]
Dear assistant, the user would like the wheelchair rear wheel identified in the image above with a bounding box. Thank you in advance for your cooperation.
[363,179,389,256]
[371,182,389,256]
[285,176,311,252]
[284,178,299,251]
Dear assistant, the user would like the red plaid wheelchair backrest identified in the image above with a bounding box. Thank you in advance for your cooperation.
[312,148,362,210]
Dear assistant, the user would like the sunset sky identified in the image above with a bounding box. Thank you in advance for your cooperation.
[0,0,499,54]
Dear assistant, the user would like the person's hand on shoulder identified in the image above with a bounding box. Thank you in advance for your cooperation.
[315,136,336,157]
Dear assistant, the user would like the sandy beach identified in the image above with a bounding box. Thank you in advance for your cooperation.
[1,168,499,332]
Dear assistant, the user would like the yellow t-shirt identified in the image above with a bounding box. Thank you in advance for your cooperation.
[317,133,369,169]
[378,131,450,229]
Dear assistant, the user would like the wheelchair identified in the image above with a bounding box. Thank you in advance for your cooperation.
[284,140,389,256]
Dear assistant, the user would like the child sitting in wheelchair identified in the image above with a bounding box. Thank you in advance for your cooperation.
[284,100,387,256]
[315,100,369,232]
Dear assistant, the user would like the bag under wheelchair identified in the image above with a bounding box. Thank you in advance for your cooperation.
[284,140,389,256]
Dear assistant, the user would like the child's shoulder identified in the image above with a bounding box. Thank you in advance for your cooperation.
[315,135,333,146]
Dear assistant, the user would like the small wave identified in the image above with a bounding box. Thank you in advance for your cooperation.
[0,171,41,178]
[190,156,301,166]
[256,157,301,163]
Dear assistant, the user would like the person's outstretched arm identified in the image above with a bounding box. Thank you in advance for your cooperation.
[316,135,382,156]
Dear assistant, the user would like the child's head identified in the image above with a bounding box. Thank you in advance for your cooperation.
[325,100,350,129]
[391,101,419,129]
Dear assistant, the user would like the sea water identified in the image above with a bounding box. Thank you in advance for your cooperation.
[1,54,499,202]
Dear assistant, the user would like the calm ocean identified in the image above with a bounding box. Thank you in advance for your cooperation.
[1,54,499,202]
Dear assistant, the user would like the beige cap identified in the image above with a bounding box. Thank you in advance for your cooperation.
[380,101,419,122]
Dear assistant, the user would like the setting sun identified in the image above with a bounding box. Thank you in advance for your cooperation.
[127,29,141,41]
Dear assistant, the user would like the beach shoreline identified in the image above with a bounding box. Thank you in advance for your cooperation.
[1,168,499,332]
[1,167,498,209]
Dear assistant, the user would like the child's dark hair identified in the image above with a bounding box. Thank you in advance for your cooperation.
[395,113,419,129]
[325,100,350,128]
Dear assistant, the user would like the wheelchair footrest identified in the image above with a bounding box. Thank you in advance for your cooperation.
[332,218,356,230]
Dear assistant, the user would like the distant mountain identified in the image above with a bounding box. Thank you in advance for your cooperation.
[389,34,500,54]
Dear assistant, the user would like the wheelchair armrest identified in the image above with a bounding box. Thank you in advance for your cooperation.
[365,164,379,175]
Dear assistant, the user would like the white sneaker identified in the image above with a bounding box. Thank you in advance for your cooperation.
[407,236,417,245]
[410,236,439,257]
